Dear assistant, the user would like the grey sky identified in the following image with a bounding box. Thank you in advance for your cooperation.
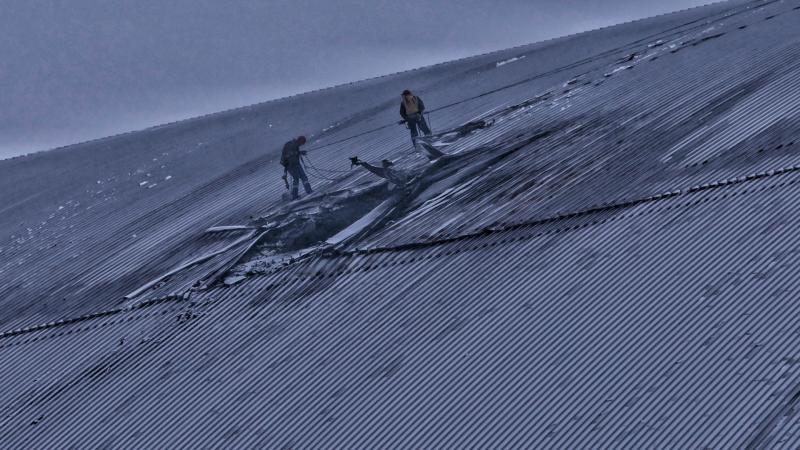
[0,0,716,158]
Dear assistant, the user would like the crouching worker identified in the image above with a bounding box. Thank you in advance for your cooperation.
[280,135,313,200]
[350,157,408,187]
[399,89,432,141]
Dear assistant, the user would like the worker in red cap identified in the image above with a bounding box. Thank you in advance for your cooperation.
[280,135,313,200]
[399,89,432,141]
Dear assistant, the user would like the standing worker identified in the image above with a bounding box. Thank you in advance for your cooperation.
[399,89,432,141]
[280,135,313,200]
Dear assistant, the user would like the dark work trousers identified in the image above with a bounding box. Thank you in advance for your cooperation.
[286,163,312,199]
[407,114,432,140]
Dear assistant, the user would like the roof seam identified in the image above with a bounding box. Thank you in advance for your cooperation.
[0,304,186,350]
[335,163,800,257]
[0,294,186,341]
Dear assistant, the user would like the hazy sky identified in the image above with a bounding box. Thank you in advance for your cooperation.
[0,0,717,158]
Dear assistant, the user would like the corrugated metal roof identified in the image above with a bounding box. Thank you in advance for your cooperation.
[3,0,800,447]
[0,0,755,328]
[6,169,800,447]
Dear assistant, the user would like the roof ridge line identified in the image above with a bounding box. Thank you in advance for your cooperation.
[3,0,757,162]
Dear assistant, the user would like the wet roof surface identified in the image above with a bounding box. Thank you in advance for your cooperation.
[3,0,800,447]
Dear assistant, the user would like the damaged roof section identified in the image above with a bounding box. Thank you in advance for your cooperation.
[122,0,800,300]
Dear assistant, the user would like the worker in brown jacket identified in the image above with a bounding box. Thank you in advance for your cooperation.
[399,89,432,141]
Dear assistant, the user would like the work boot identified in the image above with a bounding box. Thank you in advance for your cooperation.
[291,186,299,200]
[303,182,313,194]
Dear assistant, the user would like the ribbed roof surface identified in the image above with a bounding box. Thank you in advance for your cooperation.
[3,0,800,447]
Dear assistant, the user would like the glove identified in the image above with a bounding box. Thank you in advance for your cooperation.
[300,150,307,155]
[349,156,361,167]
[398,120,406,125]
